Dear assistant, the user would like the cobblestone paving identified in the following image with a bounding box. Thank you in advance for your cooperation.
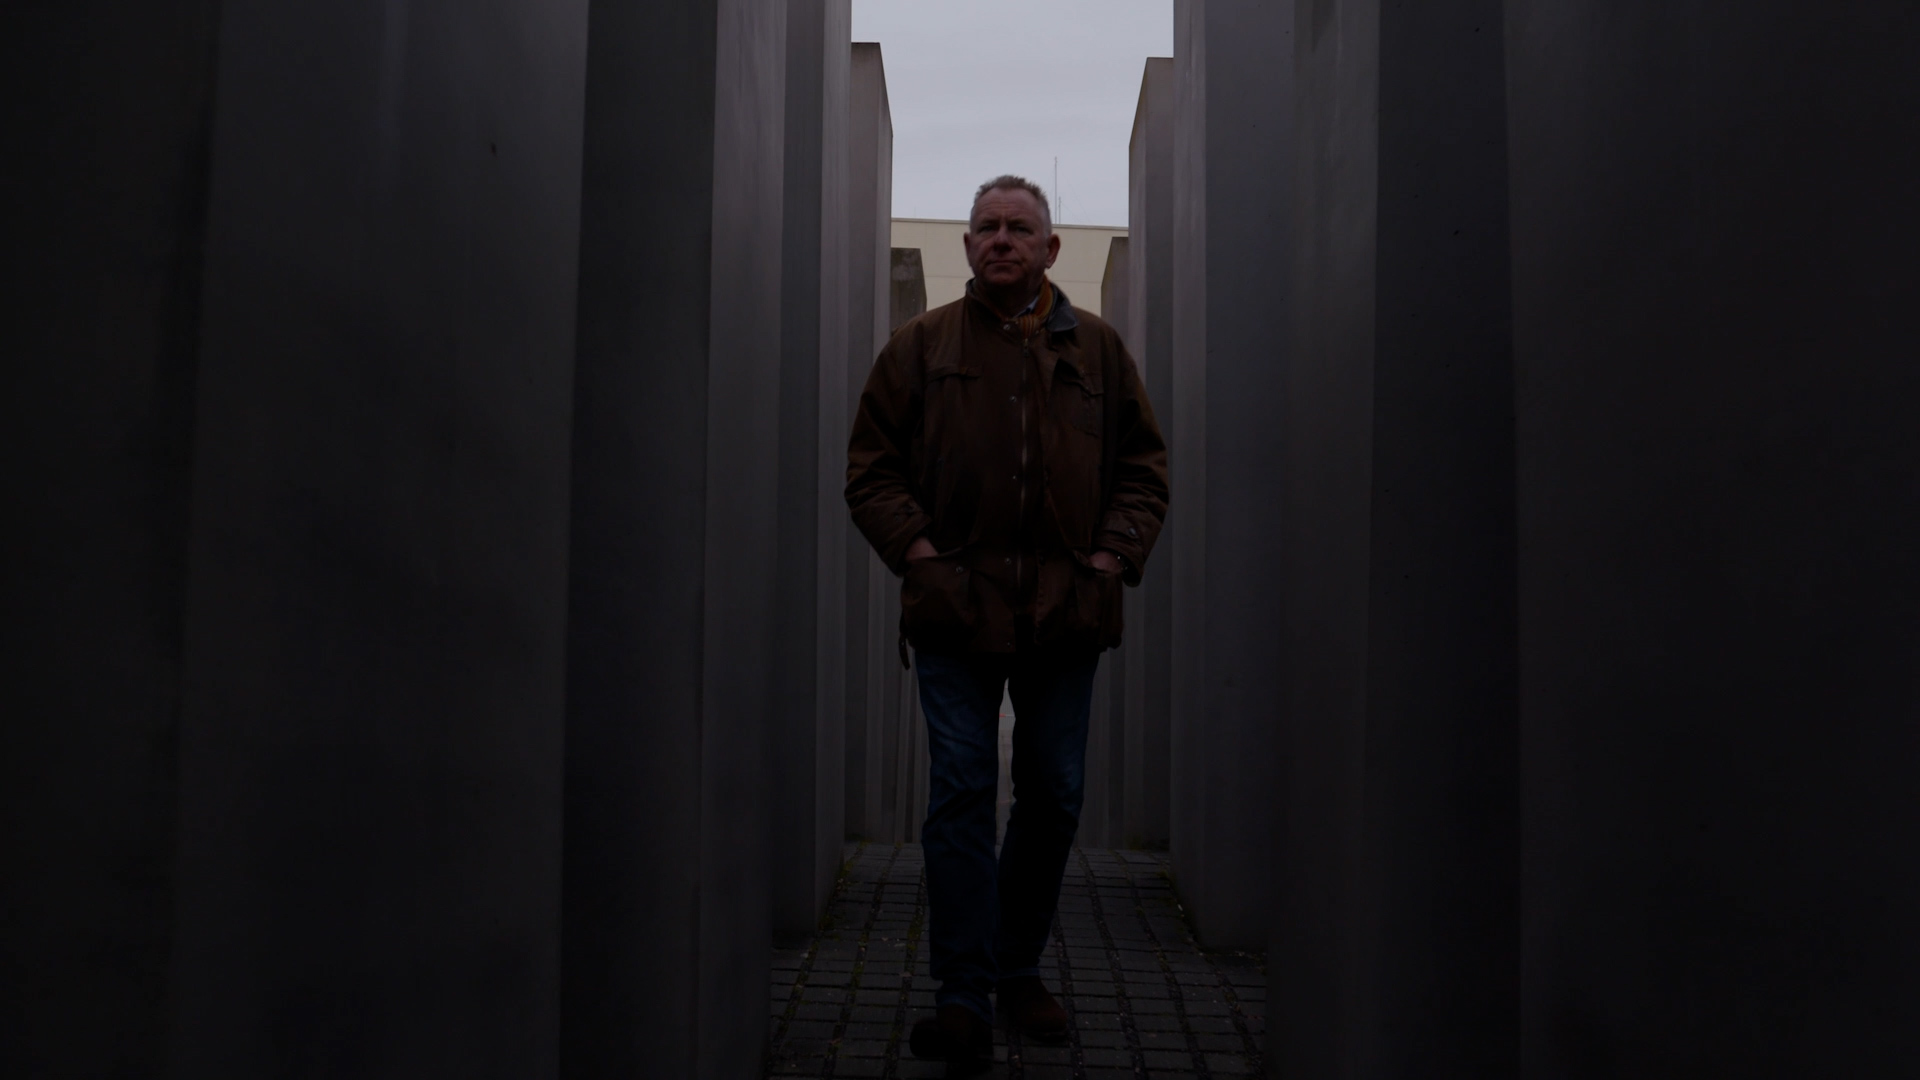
[767,843,1265,1079]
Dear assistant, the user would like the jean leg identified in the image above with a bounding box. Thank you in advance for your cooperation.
[994,650,1099,977]
[914,649,1009,1022]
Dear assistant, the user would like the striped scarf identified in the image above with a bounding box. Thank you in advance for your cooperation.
[1011,278,1056,340]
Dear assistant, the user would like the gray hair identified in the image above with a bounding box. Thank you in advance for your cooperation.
[971,175,1054,233]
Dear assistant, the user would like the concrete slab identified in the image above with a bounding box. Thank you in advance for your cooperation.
[773,0,853,948]
[1070,240,1134,855]
[1275,1,1520,1074]
[1508,3,1920,1073]
[1168,0,1288,949]
[1082,648,1120,849]
[844,39,894,834]
[4,2,593,1075]
[1127,57,1176,852]
[891,247,928,332]
[563,2,786,1076]
[846,42,914,843]
[1102,236,1132,336]
[173,4,587,1076]
[3,4,227,1072]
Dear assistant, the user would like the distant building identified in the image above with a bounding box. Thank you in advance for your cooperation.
[891,218,1128,319]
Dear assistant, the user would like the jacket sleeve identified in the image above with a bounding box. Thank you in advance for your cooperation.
[845,328,933,575]
[1096,336,1170,587]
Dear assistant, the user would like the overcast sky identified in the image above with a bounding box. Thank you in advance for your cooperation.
[851,1,1173,227]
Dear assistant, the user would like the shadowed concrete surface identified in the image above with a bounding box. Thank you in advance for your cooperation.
[773,0,853,948]
[766,845,1264,1079]
[4,2,591,1076]
[1124,57,1176,854]
[562,1,787,1077]
[1167,0,1288,951]
[1273,1,1521,1076]
[847,41,921,846]
[2,4,223,1072]
[1082,239,1130,853]
[892,247,929,332]
[1507,2,1920,1074]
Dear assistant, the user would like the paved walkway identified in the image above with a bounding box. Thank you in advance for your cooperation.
[767,843,1265,1079]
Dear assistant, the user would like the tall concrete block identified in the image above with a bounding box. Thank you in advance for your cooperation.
[845,42,899,841]
[1080,653,1119,848]
[891,670,932,844]
[1168,0,1288,947]
[562,2,785,1077]
[1102,237,1133,336]
[771,0,851,947]
[891,247,928,332]
[1079,237,1133,851]
[860,247,928,846]
[1273,1,1519,1075]
[882,245,925,852]
[857,576,927,844]
[1508,4,1920,1074]
[1126,58,1176,851]
[3,3,591,1076]
[2,6,220,1071]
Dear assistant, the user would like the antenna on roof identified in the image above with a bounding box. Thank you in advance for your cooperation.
[1054,157,1061,225]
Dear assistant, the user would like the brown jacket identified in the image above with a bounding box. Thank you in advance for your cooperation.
[846,284,1170,657]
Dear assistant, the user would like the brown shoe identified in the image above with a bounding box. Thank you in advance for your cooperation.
[909,1003,993,1062]
[996,975,1069,1041]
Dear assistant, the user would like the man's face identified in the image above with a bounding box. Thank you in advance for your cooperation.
[963,188,1061,296]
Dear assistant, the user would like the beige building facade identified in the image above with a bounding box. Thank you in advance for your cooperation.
[891,217,1128,319]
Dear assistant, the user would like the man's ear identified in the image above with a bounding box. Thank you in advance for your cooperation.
[1046,232,1062,267]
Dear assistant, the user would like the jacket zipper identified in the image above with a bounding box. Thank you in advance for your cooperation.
[1017,341,1027,608]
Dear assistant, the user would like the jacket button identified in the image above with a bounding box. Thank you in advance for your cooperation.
[1128,527,1139,538]
[1004,557,1012,565]
[954,566,965,574]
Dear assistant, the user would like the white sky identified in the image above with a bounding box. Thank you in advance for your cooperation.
[851,1,1173,227]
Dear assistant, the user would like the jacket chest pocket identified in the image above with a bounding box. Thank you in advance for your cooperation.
[1065,376,1104,437]
[1050,375,1106,541]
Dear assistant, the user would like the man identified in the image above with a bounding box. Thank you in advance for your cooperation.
[846,176,1169,1063]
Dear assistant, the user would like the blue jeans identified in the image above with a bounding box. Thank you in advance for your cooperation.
[914,647,1099,1023]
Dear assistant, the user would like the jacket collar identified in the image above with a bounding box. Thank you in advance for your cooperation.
[964,280,1086,396]
[964,279,1081,336]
